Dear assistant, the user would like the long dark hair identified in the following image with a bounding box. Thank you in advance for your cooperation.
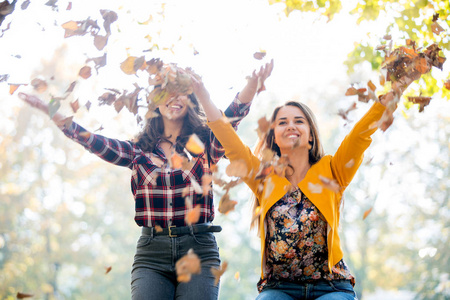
[251,101,325,233]
[136,94,210,155]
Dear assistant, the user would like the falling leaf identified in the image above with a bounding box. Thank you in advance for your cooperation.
[234,271,240,281]
[48,98,61,119]
[176,249,201,283]
[225,160,248,178]
[105,266,112,274]
[255,165,273,180]
[256,116,271,139]
[251,206,262,223]
[253,51,266,60]
[78,66,92,79]
[16,292,33,299]
[94,34,109,51]
[201,174,212,196]
[30,78,47,93]
[408,96,432,112]
[218,193,237,215]
[185,134,205,155]
[379,73,385,86]
[367,80,376,92]
[155,225,163,232]
[170,152,184,169]
[345,159,355,168]
[66,2,72,10]
[383,34,391,40]
[9,84,21,95]
[431,22,444,35]
[444,80,450,90]
[185,204,201,225]
[120,56,145,75]
[21,0,31,10]
[363,207,373,220]
[337,102,357,121]
[318,175,341,193]
[211,261,228,286]
[308,182,323,194]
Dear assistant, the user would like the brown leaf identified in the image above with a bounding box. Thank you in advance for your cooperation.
[363,207,373,220]
[444,80,450,90]
[408,96,432,112]
[78,66,92,79]
[94,34,109,51]
[256,116,271,139]
[337,102,357,121]
[66,2,72,10]
[218,193,237,215]
[345,159,355,168]
[105,266,112,274]
[225,160,248,178]
[211,261,228,286]
[154,225,163,232]
[16,292,34,299]
[120,56,145,75]
[31,78,47,93]
[431,22,444,35]
[70,99,80,113]
[253,51,266,60]
[176,249,201,283]
[367,80,376,92]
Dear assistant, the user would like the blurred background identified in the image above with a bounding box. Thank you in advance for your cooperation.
[0,0,449,299]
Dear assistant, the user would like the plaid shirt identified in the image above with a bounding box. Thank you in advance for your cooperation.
[62,96,251,228]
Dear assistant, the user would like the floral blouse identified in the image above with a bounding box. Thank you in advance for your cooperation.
[258,188,354,292]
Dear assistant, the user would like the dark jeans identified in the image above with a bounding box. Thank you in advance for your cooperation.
[257,279,358,300]
[131,231,220,300]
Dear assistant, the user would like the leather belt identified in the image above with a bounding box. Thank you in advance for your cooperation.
[141,224,222,237]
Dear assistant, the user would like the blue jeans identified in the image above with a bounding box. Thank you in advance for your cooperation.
[256,279,358,300]
[131,231,221,300]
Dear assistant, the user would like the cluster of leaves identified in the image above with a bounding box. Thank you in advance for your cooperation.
[344,15,447,131]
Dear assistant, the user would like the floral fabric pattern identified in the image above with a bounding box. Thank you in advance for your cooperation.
[258,188,354,292]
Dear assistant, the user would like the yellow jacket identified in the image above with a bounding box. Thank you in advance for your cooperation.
[208,102,386,278]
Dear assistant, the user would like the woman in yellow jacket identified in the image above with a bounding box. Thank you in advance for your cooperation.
[190,65,417,299]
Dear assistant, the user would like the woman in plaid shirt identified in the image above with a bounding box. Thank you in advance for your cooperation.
[19,62,273,300]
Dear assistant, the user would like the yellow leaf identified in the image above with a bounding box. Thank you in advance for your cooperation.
[211,261,228,286]
[363,207,373,220]
[185,134,205,155]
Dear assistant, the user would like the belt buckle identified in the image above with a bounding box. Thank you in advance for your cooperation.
[168,225,177,237]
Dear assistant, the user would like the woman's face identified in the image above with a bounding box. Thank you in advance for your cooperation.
[158,94,189,121]
[273,105,312,152]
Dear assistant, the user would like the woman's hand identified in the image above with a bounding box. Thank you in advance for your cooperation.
[18,92,67,126]
[18,92,49,113]
[239,59,274,103]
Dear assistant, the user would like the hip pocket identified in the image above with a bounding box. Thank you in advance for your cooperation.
[192,232,217,246]
[328,280,356,296]
[136,235,154,248]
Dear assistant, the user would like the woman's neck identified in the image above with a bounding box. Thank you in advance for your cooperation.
[283,148,311,186]
[162,118,183,144]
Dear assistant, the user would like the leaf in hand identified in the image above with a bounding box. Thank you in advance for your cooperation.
[176,249,201,283]
[211,261,228,286]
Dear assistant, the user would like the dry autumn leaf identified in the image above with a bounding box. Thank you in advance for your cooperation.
[253,51,266,60]
[218,193,237,215]
[31,78,47,93]
[444,80,450,90]
[319,175,341,193]
[105,266,112,274]
[211,261,228,286]
[16,292,34,299]
[225,160,248,178]
[256,116,271,139]
[9,84,21,95]
[308,182,323,194]
[337,102,357,121]
[201,174,212,196]
[185,203,201,225]
[363,207,373,220]
[176,249,201,283]
[408,96,432,112]
[78,66,92,79]
[120,56,146,75]
[185,134,205,155]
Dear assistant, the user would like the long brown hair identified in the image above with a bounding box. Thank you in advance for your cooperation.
[136,94,210,156]
[251,101,325,232]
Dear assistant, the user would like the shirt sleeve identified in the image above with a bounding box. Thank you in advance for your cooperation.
[61,121,137,169]
[208,93,252,164]
[331,102,386,189]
